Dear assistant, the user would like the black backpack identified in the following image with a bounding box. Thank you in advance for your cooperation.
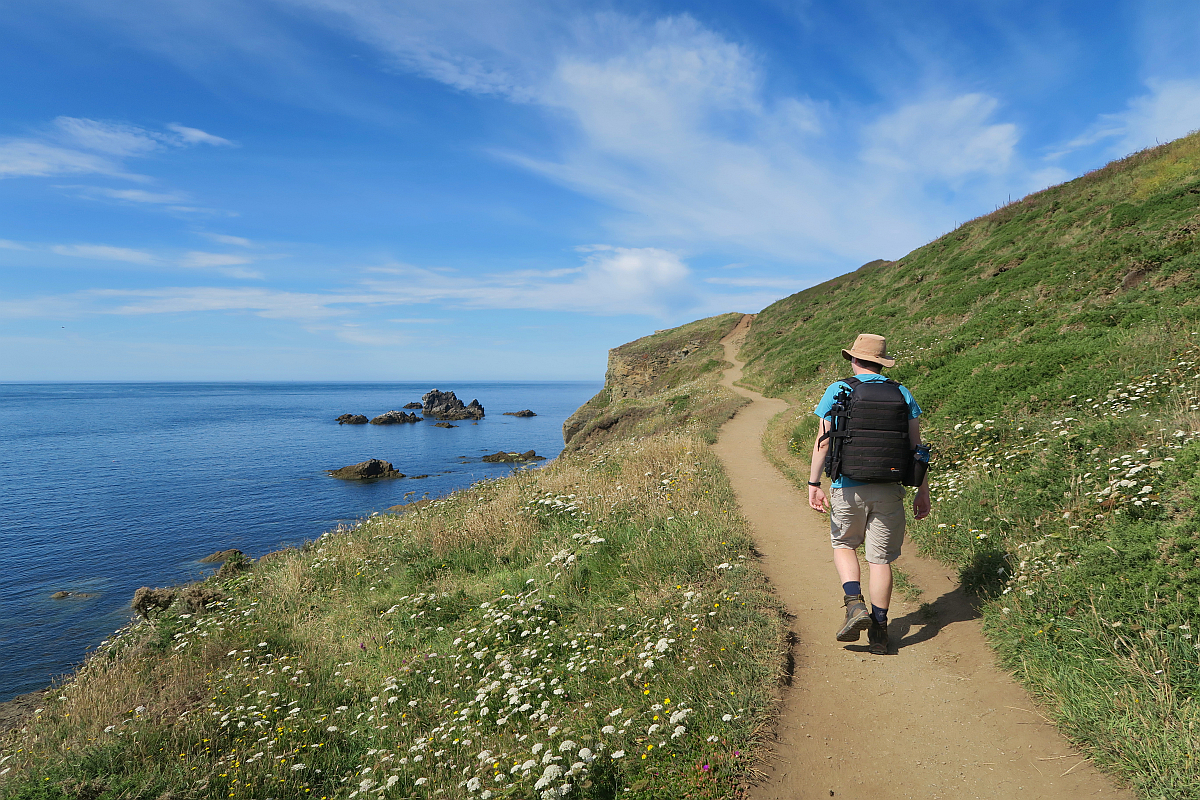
[822,377,922,485]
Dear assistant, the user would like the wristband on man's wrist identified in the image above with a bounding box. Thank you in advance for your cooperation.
[807,480,821,487]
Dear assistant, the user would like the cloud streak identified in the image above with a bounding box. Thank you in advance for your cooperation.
[3,244,727,322]
[0,117,233,181]
[1055,78,1200,159]
[44,241,265,278]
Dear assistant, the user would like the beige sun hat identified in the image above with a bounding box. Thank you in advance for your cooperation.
[841,333,895,368]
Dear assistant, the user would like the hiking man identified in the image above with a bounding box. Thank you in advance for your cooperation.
[807,333,931,655]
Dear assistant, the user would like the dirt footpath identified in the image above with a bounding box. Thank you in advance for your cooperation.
[712,315,1131,800]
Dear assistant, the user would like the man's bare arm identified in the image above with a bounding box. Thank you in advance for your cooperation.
[809,418,830,513]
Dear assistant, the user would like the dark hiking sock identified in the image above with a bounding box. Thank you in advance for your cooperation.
[842,581,861,598]
[871,605,888,626]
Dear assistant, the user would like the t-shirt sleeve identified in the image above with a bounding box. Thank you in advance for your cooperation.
[814,382,846,419]
[899,385,922,419]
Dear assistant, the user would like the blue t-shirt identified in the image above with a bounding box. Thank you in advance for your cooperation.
[814,373,922,488]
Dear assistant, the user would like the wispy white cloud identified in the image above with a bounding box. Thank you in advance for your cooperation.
[166,123,235,147]
[94,287,345,320]
[51,244,160,265]
[861,94,1018,181]
[704,275,811,290]
[361,245,697,316]
[46,242,263,277]
[330,326,414,347]
[4,244,712,322]
[0,239,29,250]
[167,205,239,217]
[52,116,164,156]
[0,116,233,182]
[1054,78,1200,159]
[179,251,253,268]
[65,185,190,204]
[287,0,554,100]
[180,250,263,278]
[0,140,139,180]
[201,233,254,247]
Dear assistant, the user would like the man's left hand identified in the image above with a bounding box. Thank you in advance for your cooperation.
[913,489,931,520]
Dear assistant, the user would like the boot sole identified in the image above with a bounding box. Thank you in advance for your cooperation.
[835,611,872,642]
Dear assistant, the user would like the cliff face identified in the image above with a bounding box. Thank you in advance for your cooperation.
[604,338,708,400]
[562,313,745,449]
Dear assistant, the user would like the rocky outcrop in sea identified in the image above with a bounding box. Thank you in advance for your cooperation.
[503,410,536,417]
[336,413,369,424]
[328,459,404,479]
[481,450,546,462]
[370,410,422,425]
[422,389,485,420]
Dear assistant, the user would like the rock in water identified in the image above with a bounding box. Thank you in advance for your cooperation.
[402,402,423,409]
[329,459,404,479]
[481,450,546,462]
[336,413,369,424]
[370,410,422,425]
[422,389,485,420]
[433,422,457,428]
[199,549,244,564]
[503,409,537,417]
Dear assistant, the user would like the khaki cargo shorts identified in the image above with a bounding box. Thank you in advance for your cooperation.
[829,483,906,565]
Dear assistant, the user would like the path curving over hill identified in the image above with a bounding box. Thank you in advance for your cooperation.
[712,314,1131,800]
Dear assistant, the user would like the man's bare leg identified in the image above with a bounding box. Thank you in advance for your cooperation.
[833,547,860,585]
[867,562,892,611]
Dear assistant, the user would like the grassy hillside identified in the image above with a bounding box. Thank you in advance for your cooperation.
[741,132,1200,798]
[0,319,782,800]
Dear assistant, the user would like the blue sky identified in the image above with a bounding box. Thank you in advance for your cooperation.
[3,1,1200,381]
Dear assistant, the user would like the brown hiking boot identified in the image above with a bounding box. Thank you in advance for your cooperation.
[868,618,889,655]
[836,594,871,642]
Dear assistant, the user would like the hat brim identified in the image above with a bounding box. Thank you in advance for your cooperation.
[842,348,896,368]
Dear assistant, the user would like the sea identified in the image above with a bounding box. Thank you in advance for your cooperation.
[0,382,601,704]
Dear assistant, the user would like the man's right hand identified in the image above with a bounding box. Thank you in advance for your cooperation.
[808,485,829,513]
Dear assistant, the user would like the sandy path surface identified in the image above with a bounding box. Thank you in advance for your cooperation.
[712,315,1131,800]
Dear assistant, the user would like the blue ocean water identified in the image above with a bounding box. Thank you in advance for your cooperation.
[0,382,600,703]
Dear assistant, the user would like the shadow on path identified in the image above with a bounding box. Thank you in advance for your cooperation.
[892,582,982,650]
